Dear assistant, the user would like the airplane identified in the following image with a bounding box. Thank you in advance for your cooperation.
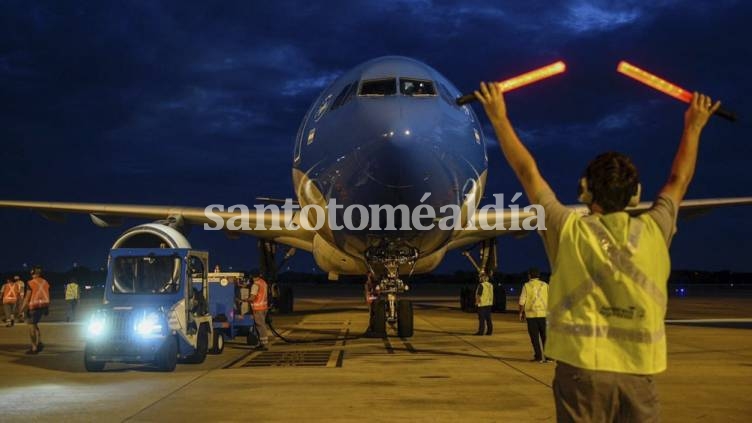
[2,56,751,338]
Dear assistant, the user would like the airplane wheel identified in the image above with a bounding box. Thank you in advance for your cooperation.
[371,300,386,336]
[493,285,507,313]
[460,287,476,313]
[397,300,413,338]
[282,287,294,313]
[84,344,105,372]
[275,286,294,314]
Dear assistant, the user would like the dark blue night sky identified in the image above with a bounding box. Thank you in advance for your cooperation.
[1,1,750,273]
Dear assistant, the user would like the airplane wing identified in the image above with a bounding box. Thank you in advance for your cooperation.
[0,200,315,252]
[2,196,750,255]
[446,197,752,251]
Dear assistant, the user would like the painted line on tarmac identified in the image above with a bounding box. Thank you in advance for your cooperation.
[122,370,211,422]
[326,326,349,368]
[415,313,552,388]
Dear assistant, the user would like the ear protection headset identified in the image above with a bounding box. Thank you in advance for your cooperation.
[578,177,641,207]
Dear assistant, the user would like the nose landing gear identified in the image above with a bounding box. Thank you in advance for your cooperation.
[366,243,418,338]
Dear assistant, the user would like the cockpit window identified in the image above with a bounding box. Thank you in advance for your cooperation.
[359,78,397,96]
[331,81,358,110]
[438,82,458,106]
[400,79,436,96]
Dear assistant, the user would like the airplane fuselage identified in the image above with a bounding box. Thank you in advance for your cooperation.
[292,56,488,277]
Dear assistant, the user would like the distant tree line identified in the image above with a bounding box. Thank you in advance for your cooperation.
[3,267,750,296]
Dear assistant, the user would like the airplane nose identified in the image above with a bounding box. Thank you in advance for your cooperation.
[363,127,432,189]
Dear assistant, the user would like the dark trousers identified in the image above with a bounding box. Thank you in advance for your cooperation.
[553,362,659,422]
[526,317,546,360]
[477,306,492,334]
[66,300,78,321]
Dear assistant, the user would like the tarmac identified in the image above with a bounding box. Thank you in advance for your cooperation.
[0,283,750,422]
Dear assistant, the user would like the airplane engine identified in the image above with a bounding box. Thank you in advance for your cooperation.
[312,234,367,278]
[111,223,192,249]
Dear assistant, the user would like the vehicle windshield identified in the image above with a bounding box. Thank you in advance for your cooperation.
[111,255,182,294]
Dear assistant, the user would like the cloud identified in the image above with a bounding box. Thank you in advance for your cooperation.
[282,73,341,96]
[563,2,640,33]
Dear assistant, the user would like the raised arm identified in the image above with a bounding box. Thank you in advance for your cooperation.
[475,82,552,203]
[660,92,721,205]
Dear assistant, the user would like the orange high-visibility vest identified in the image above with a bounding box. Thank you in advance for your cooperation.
[27,277,50,310]
[2,283,18,304]
[251,278,268,311]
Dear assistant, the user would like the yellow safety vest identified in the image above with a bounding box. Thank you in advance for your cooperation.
[545,211,670,375]
[521,279,548,318]
[476,281,493,307]
[65,283,79,300]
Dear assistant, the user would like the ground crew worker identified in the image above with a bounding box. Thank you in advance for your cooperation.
[65,278,80,322]
[249,270,270,351]
[3,277,20,327]
[474,273,494,336]
[14,276,25,322]
[519,268,549,362]
[18,266,51,354]
[476,82,720,421]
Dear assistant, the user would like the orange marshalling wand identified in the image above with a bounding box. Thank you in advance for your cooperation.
[617,60,736,121]
[456,61,567,105]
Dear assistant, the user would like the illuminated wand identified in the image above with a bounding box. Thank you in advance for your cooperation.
[617,61,737,122]
[456,61,567,105]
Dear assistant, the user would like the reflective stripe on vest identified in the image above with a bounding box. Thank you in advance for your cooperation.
[252,279,268,311]
[584,219,667,306]
[2,283,18,304]
[28,278,50,310]
[522,279,547,318]
[477,281,493,307]
[545,212,670,375]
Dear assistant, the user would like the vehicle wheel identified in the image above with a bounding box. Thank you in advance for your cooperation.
[370,299,387,337]
[246,326,260,346]
[156,335,178,372]
[492,285,507,312]
[184,324,209,364]
[210,329,224,354]
[276,286,294,314]
[84,344,105,372]
[397,300,413,338]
